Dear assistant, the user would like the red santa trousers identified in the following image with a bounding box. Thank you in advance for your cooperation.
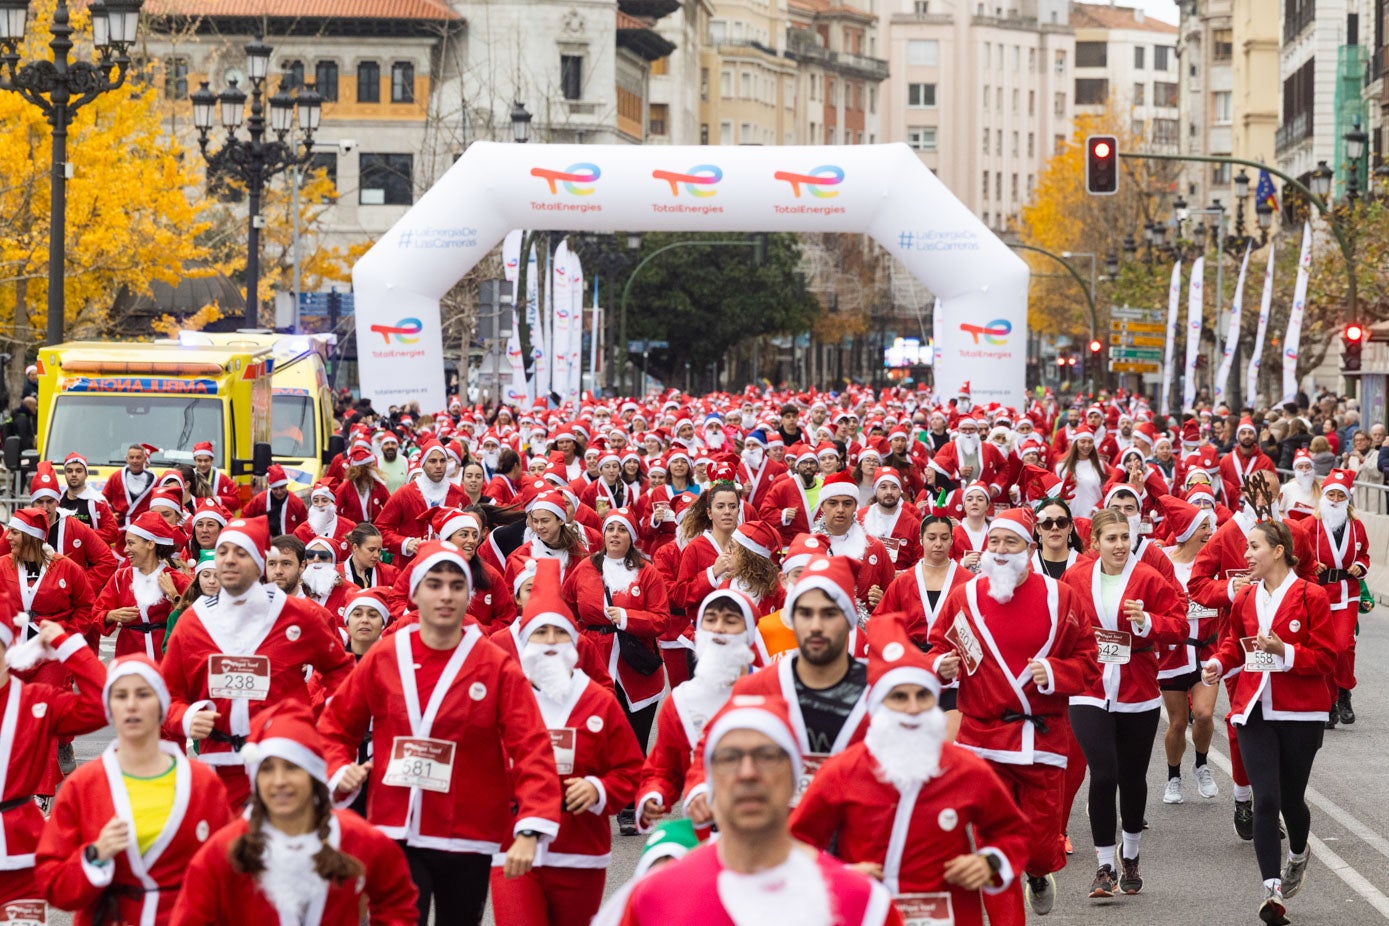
[987,760,1066,877]
[1224,677,1248,788]
[489,865,605,926]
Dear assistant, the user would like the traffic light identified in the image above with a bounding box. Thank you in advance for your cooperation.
[1085,135,1119,195]
[1343,322,1365,372]
[1088,339,1103,355]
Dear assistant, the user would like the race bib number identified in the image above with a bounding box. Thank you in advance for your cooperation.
[791,754,828,808]
[894,893,954,926]
[549,728,576,776]
[1187,600,1218,620]
[382,737,456,793]
[1094,628,1132,665]
[881,537,904,563]
[1139,517,1154,536]
[1225,569,1251,582]
[1,900,46,926]
[1240,637,1279,673]
[945,612,983,676]
[207,655,270,700]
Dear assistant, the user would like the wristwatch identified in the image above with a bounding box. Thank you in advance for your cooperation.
[84,844,109,866]
[517,830,542,840]
[982,851,1002,874]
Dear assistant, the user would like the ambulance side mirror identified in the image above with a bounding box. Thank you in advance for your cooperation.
[252,442,273,477]
[2,437,18,472]
[18,449,36,475]
[323,434,345,466]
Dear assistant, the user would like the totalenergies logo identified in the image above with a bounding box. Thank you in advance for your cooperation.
[959,319,1012,346]
[530,163,601,195]
[773,165,844,198]
[652,164,722,197]
[369,318,424,345]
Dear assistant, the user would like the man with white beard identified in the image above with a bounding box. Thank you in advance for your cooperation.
[301,535,351,618]
[478,431,504,480]
[928,508,1099,918]
[293,481,356,561]
[1304,469,1370,728]
[1278,448,1321,514]
[793,611,1031,926]
[701,414,728,453]
[926,416,1007,498]
[636,592,758,832]
[736,429,785,510]
[265,535,345,627]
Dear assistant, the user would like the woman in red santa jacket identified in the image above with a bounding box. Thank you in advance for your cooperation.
[631,471,678,556]
[711,520,785,620]
[504,490,591,591]
[490,567,644,926]
[0,610,107,911]
[334,444,391,525]
[1200,520,1337,926]
[37,656,231,926]
[1060,509,1185,900]
[169,703,419,926]
[1304,469,1369,727]
[386,509,515,630]
[95,512,192,663]
[673,481,740,617]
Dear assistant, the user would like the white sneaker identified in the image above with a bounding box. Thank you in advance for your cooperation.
[1163,777,1184,804]
[1195,765,1218,799]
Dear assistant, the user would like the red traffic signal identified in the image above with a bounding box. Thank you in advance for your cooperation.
[1085,135,1119,195]
[1088,339,1103,353]
[1345,323,1365,342]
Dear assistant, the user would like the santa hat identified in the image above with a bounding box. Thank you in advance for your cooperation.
[220,517,270,571]
[28,462,61,502]
[958,381,971,398]
[191,497,230,527]
[814,441,840,460]
[867,611,941,711]
[7,508,47,542]
[1292,448,1313,468]
[818,470,859,504]
[786,555,858,624]
[732,520,780,562]
[63,451,88,470]
[194,550,218,575]
[304,535,339,562]
[1156,494,1212,544]
[149,488,184,515]
[192,441,215,460]
[310,480,336,502]
[126,511,179,546]
[988,507,1036,544]
[782,533,828,574]
[1183,482,1216,506]
[1323,468,1355,496]
[344,586,392,626]
[103,654,170,723]
[518,558,577,643]
[961,481,991,504]
[347,444,376,466]
[1236,417,1256,436]
[528,490,568,521]
[417,440,448,465]
[743,429,768,448]
[695,589,758,644]
[408,540,471,598]
[874,467,902,489]
[1180,420,1200,447]
[240,703,327,786]
[265,464,289,489]
[702,694,803,786]
[1103,483,1142,508]
[512,557,540,596]
[421,506,477,543]
[604,506,639,540]
[707,460,738,485]
[138,443,161,457]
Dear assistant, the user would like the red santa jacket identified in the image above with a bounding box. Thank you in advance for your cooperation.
[818,527,896,603]
[928,440,1008,497]
[874,560,971,643]
[496,675,643,870]
[59,490,120,546]
[758,473,818,547]
[10,513,118,595]
[239,491,308,538]
[0,554,95,637]
[1189,515,1317,616]
[1061,556,1187,713]
[161,588,355,766]
[792,741,1029,926]
[36,742,231,926]
[333,476,389,525]
[1305,516,1370,614]
[739,457,788,511]
[632,486,679,555]
[385,557,514,630]
[856,503,922,571]
[293,514,358,562]
[562,557,670,710]
[0,632,106,872]
[950,521,990,562]
[675,532,726,615]
[203,468,242,515]
[1207,575,1337,723]
[1217,447,1276,509]
[374,480,469,562]
[318,624,563,853]
[483,473,521,506]
[102,467,157,528]
[337,559,399,593]
[579,476,638,512]
[168,809,419,926]
[926,573,1098,768]
[94,564,192,661]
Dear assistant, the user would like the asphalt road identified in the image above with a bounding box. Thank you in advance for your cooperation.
[56,615,1389,926]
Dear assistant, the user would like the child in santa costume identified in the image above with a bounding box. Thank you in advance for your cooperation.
[160,518,356,812]
[318,540,562,926]
[792,611,1030,926]
[169,703,419,926]
[489,564,644,926]
[37,655,231,926]
[95,512,191,663]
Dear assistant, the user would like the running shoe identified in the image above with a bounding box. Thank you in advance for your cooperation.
[1281,854,1309,899]
[618,808,638,836]
[1026,874,1056,915]
[1163,777,1184,804]
[1259,885,1289,925]
[1119,856,1143,895]
[1326,699,1340,730]
[1088,865,1117,899]
[1338,689,1355,725]
[1234,799,1254,841]
[1064,834,1073,855]
[1195,765,1218,799]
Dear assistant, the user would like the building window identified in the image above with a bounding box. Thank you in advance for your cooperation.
[1027,132,1034,156]
[721,70,733,98]
[1134,46,1145,69]
[1011,131,1019,156]
[1053,92,1065,115]
[1213,29,1233,61]
[308,151,338,197]
[908,82,937,107]
[1213,90,1232,123]
[1028,89,1035,115]
[983,43,990,68]
[907,126,938,151]
[1053,133,1065,154]
[164,56,188,99]
[649,103,668,136]
[1011,173,1018,200]
[560,55,583,100]
[709,21,726,44]
[1151,118,1179,146]
[740,122,755,143]
[700,123,709,144]
[1154,81,1179,107]
[356,61,380,103]
[741,72,753,98]
[700,68,709,101]
[907,39,939,66]
[914,0,930,12]
[982,127,990,153]
[1212,162,1232,184]
[720,121,732,144]
[651,57,668,76]
[982,171,989,198]
[869,86,876,112]
[315,61,339,102]
[1075,42,1107,67]
[1028,48,1036,71]
[391,62,414,103]
[359,153,412,205]
[283,60,304,90]
[1133,82,1145,105]
[1012,88,1019,112]
[1154,45,1172,70]
[995,171,1002,200]
[995,132,1001,155]
[1054,49,1066,73]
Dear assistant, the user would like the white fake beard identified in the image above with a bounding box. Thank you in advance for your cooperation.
[705,430,726,450]
[307,505,336,536]
[980,551,1029,603]
[130,565,165,613]
[742,446,764,470]
[692,630,754,689]
[1320,498,1349,533]
[956,433,980,458]
[418,472,450,507]
[483,449,500,469]
[4,620,50,673]
[1127,515,1143,548]
[521,640,579,702]
[823,520,868,560]
[302,563,338,600]
[717,849,833,926]
[865,704,946,793]
[259,827,328,924]
[1295,470,1314,492]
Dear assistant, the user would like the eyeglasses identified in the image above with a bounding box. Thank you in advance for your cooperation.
[305,551,335,562]
[1037,517,1072,531]
[709,745,790,773]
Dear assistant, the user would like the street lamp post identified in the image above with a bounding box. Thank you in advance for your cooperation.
[0,0,144,346]
[189,38,321,329]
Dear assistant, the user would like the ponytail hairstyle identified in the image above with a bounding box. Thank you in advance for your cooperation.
[1250,520,1298,569]
[1087,509,1128,551]
[680,483,740,544]
[230,778,365,885]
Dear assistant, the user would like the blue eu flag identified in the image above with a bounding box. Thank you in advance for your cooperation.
[1256,170,1278,211]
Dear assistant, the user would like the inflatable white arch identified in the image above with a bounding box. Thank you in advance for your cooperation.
[351,142,1029,412]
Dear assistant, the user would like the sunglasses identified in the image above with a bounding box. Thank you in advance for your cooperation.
[1037,517,1072,531]
[305,550,335,562]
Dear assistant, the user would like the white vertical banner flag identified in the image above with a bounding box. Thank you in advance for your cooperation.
[1160,261,1182,412]
[1214,244,1251,406]
[500,230,528,405]
[528,243,547,402]
[1282,221,1312,405]
[1245,243,1276,404]
[930,298,943,368]
[1182,257,1204,411]
[590,276,602,391]
[567,249,585,402]
[551,239,573,403]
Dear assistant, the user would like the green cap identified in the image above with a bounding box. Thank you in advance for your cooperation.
[195,549,217,573]
[634,819,701,880]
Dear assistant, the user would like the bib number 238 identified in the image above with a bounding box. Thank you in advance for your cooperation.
[207,655,270,700]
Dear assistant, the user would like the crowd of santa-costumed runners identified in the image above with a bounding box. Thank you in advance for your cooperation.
[0,377,1372,926]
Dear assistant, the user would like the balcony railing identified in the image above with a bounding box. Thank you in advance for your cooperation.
[1275,110,1314,152]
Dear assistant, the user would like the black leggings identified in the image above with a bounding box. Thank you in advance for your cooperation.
[401,845,491,926]
[617,685,660,756]
[1069,706,1161,849]
[1235,705,1324,881]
